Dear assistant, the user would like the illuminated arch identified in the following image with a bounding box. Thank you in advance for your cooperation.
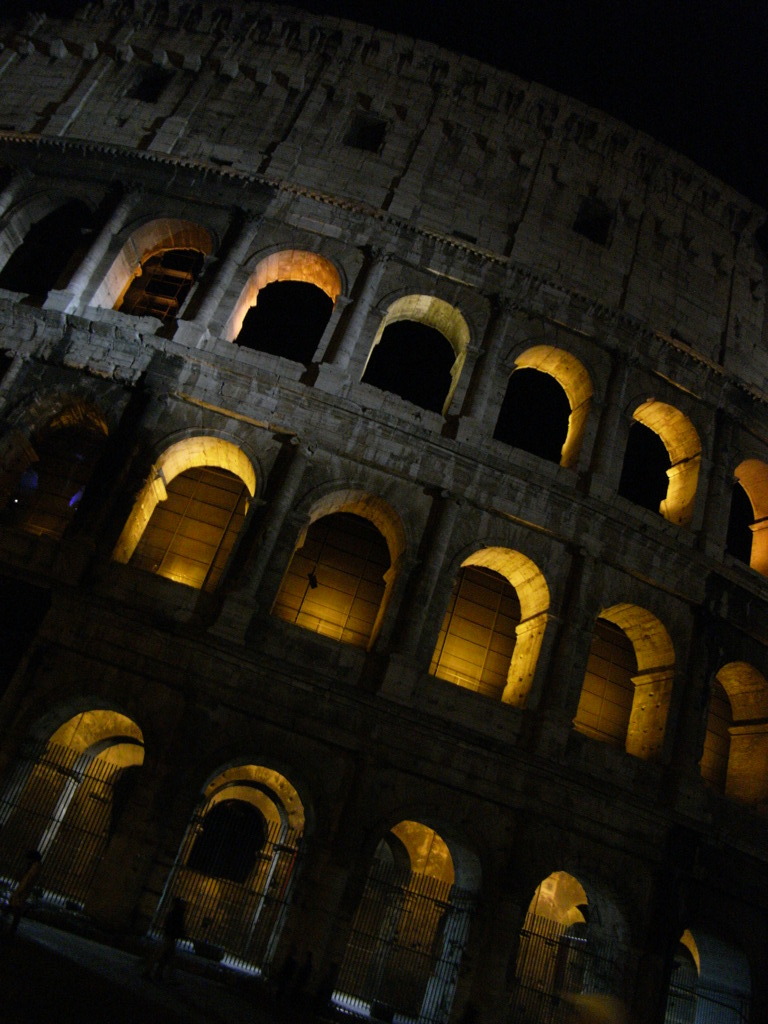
[573,603,675,760]
[628,401,701,526]
[701,661,768,804]
[91,218,214,313]
[226,249,342,343]
[334,820,476,1023]
[730,459,768,575]
[363,295,471,415]
[450,547,550,707]
[271,490,405,650]
[664,930,751,1023]
[112,436,256,585]
[156,762,305,971]
[512,871,628,1019]
[0,710,144,910]
[505,346,593,468]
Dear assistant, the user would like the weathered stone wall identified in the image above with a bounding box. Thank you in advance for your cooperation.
[0,3,766,1022]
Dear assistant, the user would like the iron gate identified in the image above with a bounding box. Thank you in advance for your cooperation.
[508,912,633,1024]
[153,815,302,973]
[0,740,127,910]
[334,864,474,1023]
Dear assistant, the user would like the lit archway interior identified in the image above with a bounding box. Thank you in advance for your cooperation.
[620,401,701,526]
[435,547,549,707]
[573,603,675,760]
[0,710,144,909]
[226,249,342,350]
[6,400,108,541]
[335,821,477,1024]
[700,661,768,805]
[729,459,768,575]
[494,346,593,468]
[157,763,305,971]
[271,491,405,650]
[91,218,213,315]
[362,295,470,415]
[112,436,256,591]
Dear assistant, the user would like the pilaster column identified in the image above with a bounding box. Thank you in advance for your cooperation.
[211,442,309,642]
[397,494,461,658]
[328,247,391,371]
[587,353,633,488]
[461,298,515,424]
[60,187,141,313]
[190,210,261,331]
[0,168,32,221]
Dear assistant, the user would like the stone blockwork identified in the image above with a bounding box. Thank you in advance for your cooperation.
[0,2,766,1022]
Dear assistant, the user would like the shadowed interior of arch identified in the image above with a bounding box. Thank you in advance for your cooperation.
[573,618,637,746]
[117,248,204,322]
[726,481,753,564]
[0,200,94,297]
[362,320,455,413]
[235,280,334,362]
[493,368,571,463]
[618,421,671,512]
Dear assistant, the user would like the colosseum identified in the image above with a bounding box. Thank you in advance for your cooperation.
[0,1,764,1021]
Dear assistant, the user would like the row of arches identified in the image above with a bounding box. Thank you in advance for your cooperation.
[4,200,768,549]
[0,706,752,1023]
[1,411,764,804]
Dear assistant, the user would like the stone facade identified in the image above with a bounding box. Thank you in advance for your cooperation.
[0,2,766,1022]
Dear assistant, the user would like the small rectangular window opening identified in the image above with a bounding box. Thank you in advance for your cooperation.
[344,112,387,153]
[573,196,613,246]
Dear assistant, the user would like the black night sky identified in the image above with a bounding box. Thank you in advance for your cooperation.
[5,0,768,210]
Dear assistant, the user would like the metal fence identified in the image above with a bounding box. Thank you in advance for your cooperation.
[333,863,475,1024]
[0,740,124,910]
[153,815,302,974]
[665,974,750,1024]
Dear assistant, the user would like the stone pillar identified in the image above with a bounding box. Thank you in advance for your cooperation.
[55,187,140,313]
[328,247,391,372]
[0,168,32,221]
[460,298,514,425]
[459,894,527,1024]
[211,443,309,642]
[587,353,632,496]
[189,210,261,333]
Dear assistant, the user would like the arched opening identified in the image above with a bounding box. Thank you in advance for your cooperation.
[493,369,571,464]
[728,460,768,575]
[573,604,675,760]
[0,710,144,911]
[0,200,94,298]
[117,248,205,323]
[155,764,304,972]
[91,218,213,316]
[618,402,701,526]
[362,296,470,415]
[235,281,334,362]
[271,511,392,649]
[511,871,629,1022]
[429,565,521,700]
[726,481,753,565]
[618,421,671,512]
[435,547,549,707]
[5,402,108,540]
[700,662,768,804]
[112,436,256,592]
[334,821,478,1024]
[664,930,751,1024]
[227,249,341,358]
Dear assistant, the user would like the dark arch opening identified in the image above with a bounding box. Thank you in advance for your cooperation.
[362,320,455,413]
[0,201,94,298]
[493,367,571,463]
[726,481,753,565]
[235,280,334,363]
[618,421,671,512]
[186,799,267,884]
[118,248,204,323]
